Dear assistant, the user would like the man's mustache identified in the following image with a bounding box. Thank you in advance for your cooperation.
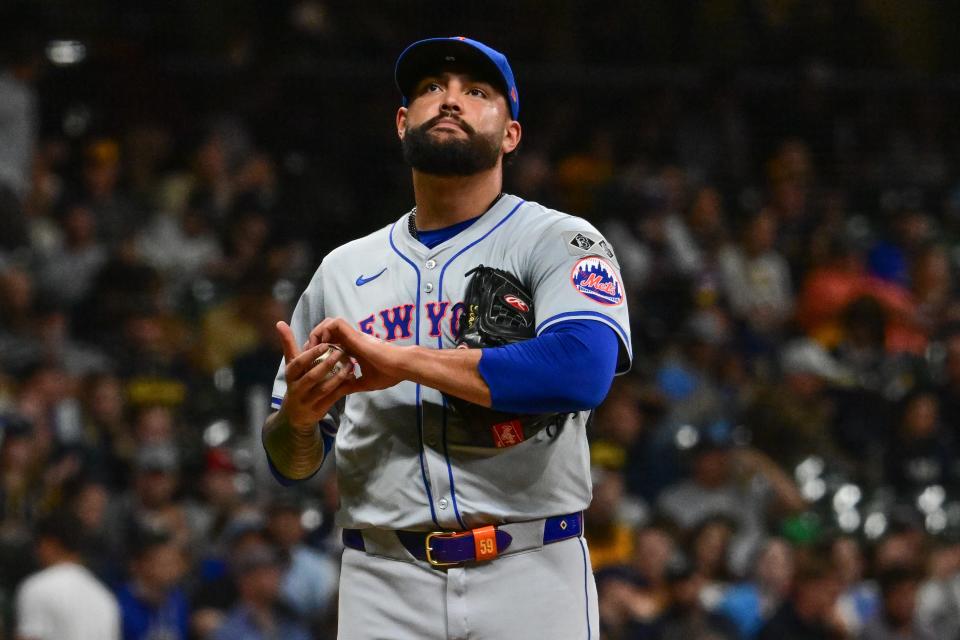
[418,114,476,136]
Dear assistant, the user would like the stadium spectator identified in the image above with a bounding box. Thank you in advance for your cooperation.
[860,566,936,640]
[66,475,120,583]
[75,139,139,250]
[745,338,848,471]
[873,514,928,576]
[654,311,733,433]
[718,207,794,340]
[35,203,107,308]
[757,555,844,640]
[78,372,135,486]
[585,468,638,571]
[917,542,960,640]
[657,421,806,574]
[686,513,738,608]
[832,535,880,636]
[104,444,191,557]
[830,296,925,476]
[649,554,739,640]
[190,510,269,637]
[0,412,38,546]
[14,512,120,640]
[883,389,956,499]
[264,497,339,624]
[115,524,190,640]
[186,447,248,556]
[30,301,110,376]
[718,537,796,639]
[0,23,39,254]
[910,243,957,336]
[0,265,36,369]
[629,520,680,623]
[213,543,310,640]
[135,191,223,295]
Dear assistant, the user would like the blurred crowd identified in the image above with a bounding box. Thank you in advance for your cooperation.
[7,3,960,640]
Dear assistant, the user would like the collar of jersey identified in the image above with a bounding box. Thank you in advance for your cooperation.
[415,214,482,249]
[394,193,522,256]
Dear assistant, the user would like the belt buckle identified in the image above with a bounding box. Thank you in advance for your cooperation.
[424,531,462,568]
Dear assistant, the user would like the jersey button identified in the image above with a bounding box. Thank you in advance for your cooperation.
[426,436,437,447]
[438,498,448,510]
[424,282,434,293]
[425,259,437,270]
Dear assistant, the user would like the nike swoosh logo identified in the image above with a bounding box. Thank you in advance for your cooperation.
[356,268,387,286]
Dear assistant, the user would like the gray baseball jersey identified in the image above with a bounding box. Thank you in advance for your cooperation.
[271,193,632,531]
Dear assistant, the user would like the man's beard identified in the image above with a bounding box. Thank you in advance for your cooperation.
[401,115,501,176]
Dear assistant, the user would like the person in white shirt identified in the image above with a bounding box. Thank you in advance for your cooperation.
[15,512,120,640]
[0,23,40,255]
[718,208,793,336]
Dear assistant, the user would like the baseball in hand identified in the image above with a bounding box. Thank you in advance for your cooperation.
[312,346,344,379]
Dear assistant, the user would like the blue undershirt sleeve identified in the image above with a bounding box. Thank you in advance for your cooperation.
[477,319,619,414]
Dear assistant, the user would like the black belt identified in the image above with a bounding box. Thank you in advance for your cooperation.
[342,512,583,568]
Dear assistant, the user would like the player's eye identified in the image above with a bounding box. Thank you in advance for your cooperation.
[425,82,443,93]
[467,87,488,98]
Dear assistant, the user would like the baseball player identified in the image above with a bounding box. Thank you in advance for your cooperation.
[263,37,632,639]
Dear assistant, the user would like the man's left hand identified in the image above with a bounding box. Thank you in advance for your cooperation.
[307,317,405,394]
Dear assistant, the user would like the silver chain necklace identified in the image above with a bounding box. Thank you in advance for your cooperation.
[408,193,504,239]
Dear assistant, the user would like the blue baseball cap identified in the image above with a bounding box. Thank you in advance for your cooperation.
[395,37,519,120]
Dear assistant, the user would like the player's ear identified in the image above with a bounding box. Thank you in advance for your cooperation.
[501,120,521,155]
[396,107,408,140]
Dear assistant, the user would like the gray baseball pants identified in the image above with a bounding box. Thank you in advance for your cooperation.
[337,535,599,639]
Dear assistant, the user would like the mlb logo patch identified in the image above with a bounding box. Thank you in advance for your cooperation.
[491,420,525,448]
[571,256,623,306]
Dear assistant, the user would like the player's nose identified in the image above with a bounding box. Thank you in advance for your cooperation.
[439,96,462,115]
[439,79,464,113]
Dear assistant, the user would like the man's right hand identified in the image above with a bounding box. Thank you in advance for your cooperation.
[275,320,354,431]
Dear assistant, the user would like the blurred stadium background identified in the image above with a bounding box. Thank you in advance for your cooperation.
[5,1,960,639]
